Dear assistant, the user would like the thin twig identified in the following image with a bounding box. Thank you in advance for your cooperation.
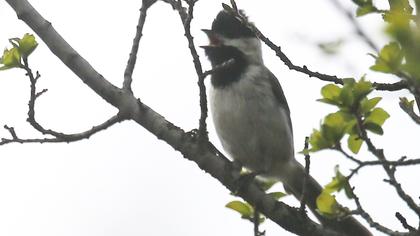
[170,0,208,142]
[335,144,363,165]
[355,114,420,217]
[0,58,124,145]
[399,97,420,124]
[395,212,417,232]
[123,0,156,92]
[347,186,404,235]
[3,125,18,139]
[415,95,420,116]
[348,157,420,180]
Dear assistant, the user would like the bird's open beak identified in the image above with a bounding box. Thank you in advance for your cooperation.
[201,29,222,48]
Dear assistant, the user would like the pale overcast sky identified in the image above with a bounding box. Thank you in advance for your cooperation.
[0,0,419,236]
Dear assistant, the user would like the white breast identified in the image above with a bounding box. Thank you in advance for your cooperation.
[209,65,294,179]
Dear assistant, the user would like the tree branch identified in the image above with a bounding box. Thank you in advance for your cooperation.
[123,0,156,92]
[169,0,209,141]
[346,186,410,236]
[4,0,343,235]
[17,57,123,142]
[354,113,420,218]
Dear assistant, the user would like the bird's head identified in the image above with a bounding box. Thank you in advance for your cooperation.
[201,10,263,67]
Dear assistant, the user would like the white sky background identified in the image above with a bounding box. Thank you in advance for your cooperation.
[0,0,419,235]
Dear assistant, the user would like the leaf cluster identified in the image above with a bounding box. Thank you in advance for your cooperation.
[309,78,390,154]
[316,166,352,217]
[225,178,286,224]
[0,33,38,70]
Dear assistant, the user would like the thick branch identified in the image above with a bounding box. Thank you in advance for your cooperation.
[4,0,342,235]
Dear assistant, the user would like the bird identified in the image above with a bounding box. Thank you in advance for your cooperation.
[201,8,372,236]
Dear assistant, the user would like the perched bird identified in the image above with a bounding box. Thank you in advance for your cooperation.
[202,9,372,236]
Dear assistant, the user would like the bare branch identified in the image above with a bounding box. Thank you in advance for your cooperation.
[123,0,156,92]
[1,114,121,145]
[354,114,420,217]
[395,212,417,232]
[4,125,18,139]
[19,58,123,141]
[168,0,209,141]
[347,186,408,235]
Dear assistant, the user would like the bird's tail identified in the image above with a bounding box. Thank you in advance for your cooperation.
[283,160,372,236]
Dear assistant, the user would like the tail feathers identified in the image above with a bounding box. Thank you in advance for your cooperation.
[283,161,373,236]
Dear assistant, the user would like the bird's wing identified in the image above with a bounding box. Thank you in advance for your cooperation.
[263,67,293,135]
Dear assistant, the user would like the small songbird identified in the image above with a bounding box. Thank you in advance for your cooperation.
[202,9,371,236]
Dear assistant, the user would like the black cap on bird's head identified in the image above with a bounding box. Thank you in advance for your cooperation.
[201,10,255,47]
[201,9,262,87]
[210,10,254,39]
[201,9,259,55]
[201,10,262,87]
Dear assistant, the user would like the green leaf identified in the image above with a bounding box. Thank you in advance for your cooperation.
[364,122,384,135]
[225,201,252,218]
[318,40,343,55]
[0,47,22,70]
[324,177,341,194]
[268,192,287,200]
[389,0,413,13]
[351,0,372,7]
[399,97,414,109]
[17,33,38,57]
[344,118,358,135]
[370,62,393,73]
[316,191,339,215]
[365,107,390,126]
[322,112,348,143]
[321,84,341,100]
[257,179,278,191]
[343,78,356,85]
[348,134,363,154]
[353,78,373,101]
[370,42,404,73]
[339,85,355,107]
[356,5,377,16]
[309,129,333,152]
[298,148,310,156]
[323,166,355,199]
[317,98,340,106]
[360,97,382,114]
